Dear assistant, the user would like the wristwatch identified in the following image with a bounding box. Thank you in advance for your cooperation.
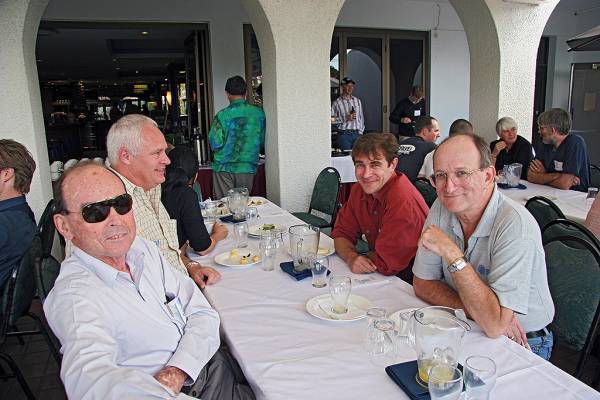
[447,257,467,273]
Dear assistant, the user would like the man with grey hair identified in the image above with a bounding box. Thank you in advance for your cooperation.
[528,108,589,192]
[490,116,533,179]
[413,133,555,360]
[107,114,220,288]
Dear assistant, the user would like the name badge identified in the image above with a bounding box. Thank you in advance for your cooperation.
[554,160,564,172]
[414,109,421,117]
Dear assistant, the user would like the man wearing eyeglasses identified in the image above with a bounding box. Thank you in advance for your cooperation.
[412,134,555,360]
[47,163,254,399]
[106,114,220,288]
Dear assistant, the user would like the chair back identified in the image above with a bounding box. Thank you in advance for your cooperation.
[543,235,600,378]
[525,195,566,231]
[590,164,600,189]
[309,167,341,218]
[1,236,42,337]
[36,255,61,303]
[542,218,600,252]
[38,199,56,258]
[413,177,437,208]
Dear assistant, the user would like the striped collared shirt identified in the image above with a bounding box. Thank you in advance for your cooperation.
[331,95,365,133]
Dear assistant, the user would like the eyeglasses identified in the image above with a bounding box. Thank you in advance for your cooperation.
[429,168,487,188]
[58,193,133,223]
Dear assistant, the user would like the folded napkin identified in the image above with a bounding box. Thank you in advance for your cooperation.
[280,261,331,281]
[497,182,527,190]
[385,361,431,400]
[219,215,246,223]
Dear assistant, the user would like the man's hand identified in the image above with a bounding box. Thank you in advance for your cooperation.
[346,112,356,122]
[419,225,463,263]
[401,117,411,124]
[187,262,221,289]
[492,141,507,157]
[504,315,530,349]
[529,159,546,174]
[154,365,187,394]
[211,222,228,242]
[348,254,377,274]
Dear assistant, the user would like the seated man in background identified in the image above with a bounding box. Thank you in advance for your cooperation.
[47,162,253,399]
[528,108,589,192]
[413,134,555,359]
[332,133,428,282]
[418,118,474,179]
[396,116,440,182]
[0,139,37,290]
[490,117,533,179]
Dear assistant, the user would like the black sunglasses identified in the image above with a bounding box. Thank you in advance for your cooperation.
[59,193,133,223]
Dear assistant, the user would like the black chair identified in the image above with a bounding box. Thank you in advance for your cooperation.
[292,167,341,228]
[35,199,61,303]
[413,177,437,208]
[525,196,566,232]
[1,235,61,396]
[543,235,600,380]
[542,218,600,253]
[590,164,600,189]
[37,199,56,258]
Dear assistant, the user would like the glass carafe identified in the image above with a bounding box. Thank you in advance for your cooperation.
[227,187,249,222]
[407,306,470,387]
[288,224,320,272]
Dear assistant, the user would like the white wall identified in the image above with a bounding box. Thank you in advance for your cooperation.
[543,1,600,109]
[337,0,470,138]
[42,0,251,112]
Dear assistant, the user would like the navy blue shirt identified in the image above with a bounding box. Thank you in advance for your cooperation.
[533,133,589,192]
[0,196,36,289]
[396,136,437,182]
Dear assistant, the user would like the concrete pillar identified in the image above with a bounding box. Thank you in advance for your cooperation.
[241,0,345,212]
[449,0,558,142]
[0,0,51,219]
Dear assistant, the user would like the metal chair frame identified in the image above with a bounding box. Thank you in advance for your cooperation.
[525,195,566,231]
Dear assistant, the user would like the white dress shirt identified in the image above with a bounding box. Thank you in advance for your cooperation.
[44,237,220,399]
[331,95,365,133]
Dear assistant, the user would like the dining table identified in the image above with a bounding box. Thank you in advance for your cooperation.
[189,197,600,400]
[498,180,592,223]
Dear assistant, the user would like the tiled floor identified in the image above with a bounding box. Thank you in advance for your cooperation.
[1,300,598,398]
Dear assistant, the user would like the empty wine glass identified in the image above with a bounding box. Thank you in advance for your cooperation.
[464,355,497,400]
[428,364,463,400]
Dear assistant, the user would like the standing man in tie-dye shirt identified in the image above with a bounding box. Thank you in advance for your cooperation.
[209,76,266,199]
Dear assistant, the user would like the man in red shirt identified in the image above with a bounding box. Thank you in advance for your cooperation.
[332,133,429,282]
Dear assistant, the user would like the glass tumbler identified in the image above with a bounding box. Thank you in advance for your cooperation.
[259,234,277,271]
[428,364,463,400]
[233,221,249,249]
[364,307,387,353]
[464,355,497,400]
[369,318,398,367]
[328,276,352,314]
[309,255,329,288]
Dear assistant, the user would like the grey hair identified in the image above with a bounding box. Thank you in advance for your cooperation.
[106,114,158,165]
[537,108,571,135]
[495,117,518,135]
[434,133,492,170]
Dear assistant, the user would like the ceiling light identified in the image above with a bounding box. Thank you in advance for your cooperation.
[135,70,139,74]
[178,70,185,74]
[116,67,120,70]
[141,31,149,35]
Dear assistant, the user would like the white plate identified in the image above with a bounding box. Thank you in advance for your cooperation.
[248,197,268,206]
[248,223,287,237]
[306,294,372,322]
[388,307,419,334]
[214,250,261,268]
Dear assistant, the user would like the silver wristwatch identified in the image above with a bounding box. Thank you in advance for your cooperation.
[447,257,467,273]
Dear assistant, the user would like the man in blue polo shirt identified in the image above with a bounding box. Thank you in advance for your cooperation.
[0,139,37,290]
[528,108,589,192]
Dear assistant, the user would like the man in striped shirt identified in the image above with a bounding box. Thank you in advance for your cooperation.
[331,77,365,150]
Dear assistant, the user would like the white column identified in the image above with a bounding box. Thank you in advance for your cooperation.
[241,0,345,212]
[449,0,558,142]
[0,0,51,219]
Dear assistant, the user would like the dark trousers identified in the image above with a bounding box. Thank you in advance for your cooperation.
[183,347,255,400]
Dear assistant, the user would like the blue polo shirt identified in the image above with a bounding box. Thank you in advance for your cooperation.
[0,196,36,290]
[533,133,589,192]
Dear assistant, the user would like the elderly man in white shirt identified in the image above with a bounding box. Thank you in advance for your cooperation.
[46,162,253,399]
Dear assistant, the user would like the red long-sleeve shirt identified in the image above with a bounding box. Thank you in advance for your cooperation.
[332,172,429,275]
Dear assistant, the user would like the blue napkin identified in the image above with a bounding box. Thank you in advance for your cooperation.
[497,182,527,190]
[219,215,246,223]
[385,361,431,400]
[280,261,331,281]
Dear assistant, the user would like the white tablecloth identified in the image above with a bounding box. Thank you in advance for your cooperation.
[190,198,599,400]
[330,155,356,183]
[499,181,592,223]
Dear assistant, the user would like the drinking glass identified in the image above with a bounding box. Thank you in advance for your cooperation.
[364,307,387,353]
[259,234,277,271]
[233,222,249,248]
[309,255,329,288]
[204,200,218,222]
[369,318,398,367]
[428,364,463,400]
[464,356,497,400]
[329,276,352,314]
[246,206,259,222]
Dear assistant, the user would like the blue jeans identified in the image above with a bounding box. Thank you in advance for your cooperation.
[528,329,554,360]
[336,130,361,150]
